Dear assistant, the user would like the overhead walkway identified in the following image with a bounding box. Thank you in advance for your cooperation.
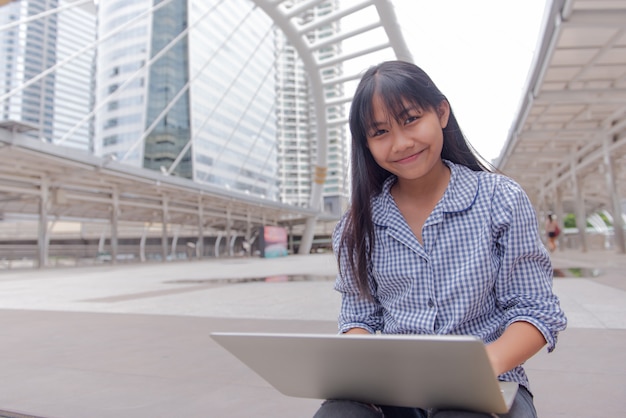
[497,0,626,253]
[0,126,329,266]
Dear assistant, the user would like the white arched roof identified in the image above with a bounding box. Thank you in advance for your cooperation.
[497,0,626,218]
[254,0,412,208]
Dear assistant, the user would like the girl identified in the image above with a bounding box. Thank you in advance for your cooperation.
[313,61,567,418]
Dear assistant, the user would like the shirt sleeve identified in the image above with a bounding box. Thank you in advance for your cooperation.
[332,215,384,334]
[491,177,567,352]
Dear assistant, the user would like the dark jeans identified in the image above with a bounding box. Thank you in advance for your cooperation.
[312,385,537,418]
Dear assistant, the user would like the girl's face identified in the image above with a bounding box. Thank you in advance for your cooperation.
[365,95,450,183]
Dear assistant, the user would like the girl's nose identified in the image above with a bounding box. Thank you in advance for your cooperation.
[391,130,413,152]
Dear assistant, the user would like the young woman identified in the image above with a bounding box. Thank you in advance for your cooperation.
[545,214,559,252]
[313,61,567,418]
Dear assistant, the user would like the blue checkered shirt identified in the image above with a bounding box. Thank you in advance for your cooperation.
[333,161,567,390]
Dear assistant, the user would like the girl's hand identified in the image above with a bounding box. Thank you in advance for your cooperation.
[485,321,546,376]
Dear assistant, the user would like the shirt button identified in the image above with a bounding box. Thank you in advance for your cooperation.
[428,299,435,308]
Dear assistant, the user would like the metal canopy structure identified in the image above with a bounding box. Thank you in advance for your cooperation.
[0,127,319,228]
[497,0,626,252]
[0,127,329,263]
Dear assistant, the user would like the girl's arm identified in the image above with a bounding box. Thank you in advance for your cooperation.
[485,321,547,376]
[490,177,567,359]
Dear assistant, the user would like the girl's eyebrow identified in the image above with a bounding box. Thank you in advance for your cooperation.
[397,108,411,118]
[389,107,414,122]
[398,105,422,116]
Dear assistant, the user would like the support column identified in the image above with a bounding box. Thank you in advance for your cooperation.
[554,187,564,248]
[229,234,237,256]
[300,165,326,255]
[554,189,564,221]
[226,207,233,257]
[171,226,179,259]
[110,186,119,265]
[571,165,588,252]
[300,216,317,255]
[244,211,252,257]
[37,177,50,268]
[98,229,106,255]
[161,195,169,261]
[196,197,204,259]
[140,224,148,262]
[603,137,625,253]
[215,232,223,257]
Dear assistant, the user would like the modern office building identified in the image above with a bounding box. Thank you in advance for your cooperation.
[0,0,96,149]
[1,0,347,210]
[94,0,278,199]
[274,0,348,214]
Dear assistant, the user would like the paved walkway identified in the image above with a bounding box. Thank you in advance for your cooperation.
[0,250,624,417]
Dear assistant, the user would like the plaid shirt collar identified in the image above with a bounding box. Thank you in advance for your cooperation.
[371,160,479,228]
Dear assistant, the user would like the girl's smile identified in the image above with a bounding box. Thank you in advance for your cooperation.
[394,149,425,164]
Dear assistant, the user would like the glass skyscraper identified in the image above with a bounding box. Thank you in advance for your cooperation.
[95,0,278,199]
[2,0,347,209]
[0,0,96,149]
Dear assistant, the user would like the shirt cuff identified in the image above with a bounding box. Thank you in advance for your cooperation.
[338,322,377,334]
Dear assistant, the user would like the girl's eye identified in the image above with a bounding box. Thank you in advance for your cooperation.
[405,115,420,125]
[369,129,387,138]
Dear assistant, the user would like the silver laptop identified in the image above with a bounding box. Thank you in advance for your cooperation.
[210,332,518,414]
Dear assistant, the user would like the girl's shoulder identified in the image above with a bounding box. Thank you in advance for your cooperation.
[449,163,531,211]
[455,163,525,195]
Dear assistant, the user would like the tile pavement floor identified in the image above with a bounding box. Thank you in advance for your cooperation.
[0,251,624,417]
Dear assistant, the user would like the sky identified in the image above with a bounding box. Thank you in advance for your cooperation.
[390,0,548,162]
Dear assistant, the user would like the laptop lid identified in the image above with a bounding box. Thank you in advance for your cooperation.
[210,332,518,414]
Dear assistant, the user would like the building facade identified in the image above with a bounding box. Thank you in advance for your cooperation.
[95,0,278,199]
[0,0,95,149]
[1,0,348,210]
[274,0,348,214]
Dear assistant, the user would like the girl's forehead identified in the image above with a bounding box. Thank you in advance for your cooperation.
[370,95,422,120]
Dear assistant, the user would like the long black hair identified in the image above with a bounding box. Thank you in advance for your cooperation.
[340,60,493,298]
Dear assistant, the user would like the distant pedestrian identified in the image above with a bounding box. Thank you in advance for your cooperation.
[545,214,560,252]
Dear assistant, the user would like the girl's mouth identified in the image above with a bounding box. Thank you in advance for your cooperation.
[395,150,423,164]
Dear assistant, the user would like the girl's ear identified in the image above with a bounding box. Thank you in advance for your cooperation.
[437,100,450,129]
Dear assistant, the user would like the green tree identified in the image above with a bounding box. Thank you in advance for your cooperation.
[598,211,612,226]
[562,213,596,228]
[563,213,576,228]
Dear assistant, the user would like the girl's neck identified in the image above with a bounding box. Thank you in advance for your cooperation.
[392,160,450,203]
[390,160,451,244]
